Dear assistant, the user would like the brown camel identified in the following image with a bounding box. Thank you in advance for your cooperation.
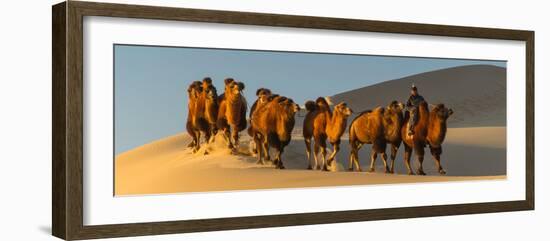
[186,81,203,152]
[383,101,405,173]
[200,77,219,144]
[247,88,273,159]
[303,97,353,171]
[251,95,300,168]
[348,107,385,172]
[249,88,272,118]
[216,78,247,153]
[401,101,453,175]
[348,101,405,172]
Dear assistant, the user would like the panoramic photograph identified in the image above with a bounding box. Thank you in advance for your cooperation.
[114,44,506,196]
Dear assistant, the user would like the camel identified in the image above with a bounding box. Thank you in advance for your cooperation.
[303,97,353,171]
[348,101,405,172]
[216,78,247,153]
[249,88,272,118]
[401,101,453,175]
[251,95,300,168]
[348,107,384,172]
[200,77,219,144]
[382,101,405,173]
[247,88,273,159]
[185,81,203,152]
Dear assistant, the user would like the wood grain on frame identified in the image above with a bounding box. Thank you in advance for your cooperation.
[52,1,535,240]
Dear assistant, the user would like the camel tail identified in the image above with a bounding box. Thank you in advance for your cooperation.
[305,100,316,112]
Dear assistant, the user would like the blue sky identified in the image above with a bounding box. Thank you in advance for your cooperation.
[114,44,505,154]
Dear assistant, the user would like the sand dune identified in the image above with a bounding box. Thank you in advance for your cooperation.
[115,126,505,195]
[331,65,506,127]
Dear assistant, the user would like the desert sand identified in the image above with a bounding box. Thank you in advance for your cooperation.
[115,65,507,195]
[115,126,505,195]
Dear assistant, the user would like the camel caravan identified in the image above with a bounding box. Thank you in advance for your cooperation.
[187,78,453,175]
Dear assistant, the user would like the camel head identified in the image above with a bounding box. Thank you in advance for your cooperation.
[315,97,331,110]
[256,88,272,104]
[386,100,405,114]
[334,102,353,117]
[290,99,300,114]
[432,103,454,120]
[187,81,202,99]
[224,78,245,96]
[204,83,217,100]
[276,97,300,115]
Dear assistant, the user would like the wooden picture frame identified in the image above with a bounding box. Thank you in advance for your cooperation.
[52,1,534,240]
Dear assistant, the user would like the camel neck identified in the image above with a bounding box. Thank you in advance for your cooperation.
[328,111,348,138]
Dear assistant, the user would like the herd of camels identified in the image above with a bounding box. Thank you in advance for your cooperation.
[187,77,454,175]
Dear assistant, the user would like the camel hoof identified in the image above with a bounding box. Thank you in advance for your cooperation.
[204,150,209,155]
[389,169,395,174]
[368,168,375,173]
[322,166,330,172]
[307,165,313,170]
[439,169,447,175]
[316,165,323,170]
[408,171,415,175]
[348,168,354,172]
[278,164,285,169]
[417,170,426,176]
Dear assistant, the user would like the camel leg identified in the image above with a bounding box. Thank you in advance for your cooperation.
[368,150,378,173]
[313,142,320,170]
[230,125,239,154]
[415,144,426,175]
[389,144,399,174]
[430,146,446,175]
[381,152,390,173]
[404,145,414,175]
[348,140,357,171]
[187,134,196,148]
[208,124,217,143]
[326,142,339,171]
[320,143,328,171]
[264,146,271,162]
[349,142,363,172]
[276,147,285,169]
[193,131,201,153]
[261,138,271,162]
[305,138,313,170]
[203,130,211,146]
[222,128,233,149]
[187,140,195,148]
[355,143,363,172]
[255,134,264,165]
[348,150,355,171]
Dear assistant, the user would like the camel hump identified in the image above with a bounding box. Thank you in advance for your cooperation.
[315,97,330,109]
[305,100,316,112]
[367,107,384,116]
